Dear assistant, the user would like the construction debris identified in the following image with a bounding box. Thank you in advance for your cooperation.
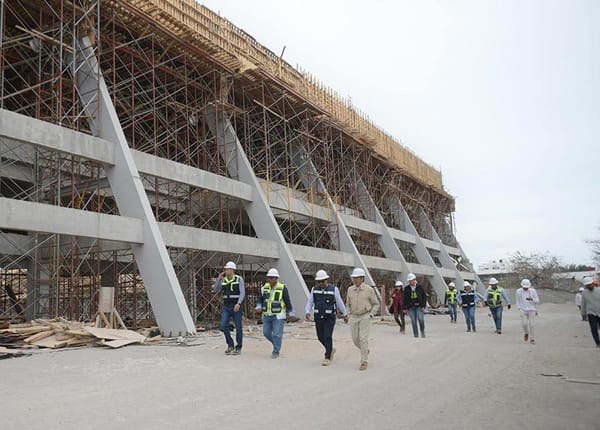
[0,318,147,354]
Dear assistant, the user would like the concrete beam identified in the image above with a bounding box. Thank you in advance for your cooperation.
[0,198,143,243]
[159,223,279,259]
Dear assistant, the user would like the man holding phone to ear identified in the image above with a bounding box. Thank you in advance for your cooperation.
[212,261,245,355]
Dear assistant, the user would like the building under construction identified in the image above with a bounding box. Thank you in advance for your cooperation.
[0,0,482,335]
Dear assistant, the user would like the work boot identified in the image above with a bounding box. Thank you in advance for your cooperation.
[359,361,368,371]
[524,333,529,342]
[225,346,234,355]
[322,358,331,366]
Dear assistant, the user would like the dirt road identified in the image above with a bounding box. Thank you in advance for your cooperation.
[1,301,598,430]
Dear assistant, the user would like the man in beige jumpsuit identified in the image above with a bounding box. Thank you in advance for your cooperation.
[346,268,379,371]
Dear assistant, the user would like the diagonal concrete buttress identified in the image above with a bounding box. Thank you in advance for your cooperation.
[288,143,376,286]
[418,207,465,288]
[354,178,410,282]
[390,200,448,302]
[76,37,196,336]
[205,107,309,313]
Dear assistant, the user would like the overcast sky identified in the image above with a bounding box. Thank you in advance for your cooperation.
[200,0,600,267]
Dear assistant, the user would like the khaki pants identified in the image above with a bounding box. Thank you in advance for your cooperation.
[520,310,536,339]
[350,313,371,362]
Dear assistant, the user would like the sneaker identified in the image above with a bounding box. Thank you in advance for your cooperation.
[331,348,336,361]
[271,352,279,359]
[225,346,234,355]
[467,328,471,332]
[524,333,529,342]
[232,347,242,355]
[322,358,331,366]
[497,331,502,335]
[359,361,368,371]
[472,328,476,332]
[530,339,535,345]
[421,333,426,338]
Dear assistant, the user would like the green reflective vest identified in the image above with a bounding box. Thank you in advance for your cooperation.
[487,287,503,307]
[446,289,457,304]
[262,282,286,316]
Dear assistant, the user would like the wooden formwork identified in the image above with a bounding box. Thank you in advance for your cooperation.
[108,0,445,193]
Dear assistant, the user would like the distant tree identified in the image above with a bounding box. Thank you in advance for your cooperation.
[561,263,596,272]
[586,228,600,266]
[508,251,562,288]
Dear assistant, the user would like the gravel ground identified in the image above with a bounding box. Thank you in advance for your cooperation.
[1,301,598,430]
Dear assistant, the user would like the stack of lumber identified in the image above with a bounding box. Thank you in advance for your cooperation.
[0,318,147,353]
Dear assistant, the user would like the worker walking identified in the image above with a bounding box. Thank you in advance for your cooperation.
[516,279,540,344]
[445,281,458,323]
[575,287,586,321]
[457,281,478,332]
[390,281,406,333]
[255,268,295,358]
[346,268,379,371]
[212,261,245,355]
[403,273,427,338]
[305,269,348,366]
[581,276,600,348]
[484,277,511,334]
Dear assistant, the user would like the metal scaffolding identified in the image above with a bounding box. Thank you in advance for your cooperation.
[0,0,480,331]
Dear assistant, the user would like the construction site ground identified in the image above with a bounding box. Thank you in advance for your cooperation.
[1,290,598,430]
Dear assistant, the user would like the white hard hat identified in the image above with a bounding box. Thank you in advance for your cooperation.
[407,273,417,282]
[223,261,237,270]
[266,268,280,278]
[463,281,471,288]
[315,269,329,281]
[489,277,498,285]
[582,277,594,286]
[350,268,366,278]
[448,282,455,288]
[579,287,585,291]
[521,279,531,288]
[395,280,403,287]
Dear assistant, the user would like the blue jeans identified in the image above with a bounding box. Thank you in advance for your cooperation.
[220,303,243,348]
[262,314,285,354]
[408,306,425,337]
[462,306,476,331]
[448,303,457,322]
[490,306,503,332]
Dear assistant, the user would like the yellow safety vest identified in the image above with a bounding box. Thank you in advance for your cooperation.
[262,282,286,316]
[487,287,503,307]
[446,289,457,304]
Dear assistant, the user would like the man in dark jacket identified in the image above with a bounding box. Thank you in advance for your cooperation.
[403,273,427,338]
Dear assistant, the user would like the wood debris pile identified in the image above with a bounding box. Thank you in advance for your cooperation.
[0,318,147,358]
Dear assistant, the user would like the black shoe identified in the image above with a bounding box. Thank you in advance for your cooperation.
[232,347,242,355]
[225,346,234,355]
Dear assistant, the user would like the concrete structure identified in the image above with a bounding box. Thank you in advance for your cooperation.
[0,0,482,334]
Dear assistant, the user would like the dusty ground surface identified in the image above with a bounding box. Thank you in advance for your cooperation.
[1,296,598,430]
